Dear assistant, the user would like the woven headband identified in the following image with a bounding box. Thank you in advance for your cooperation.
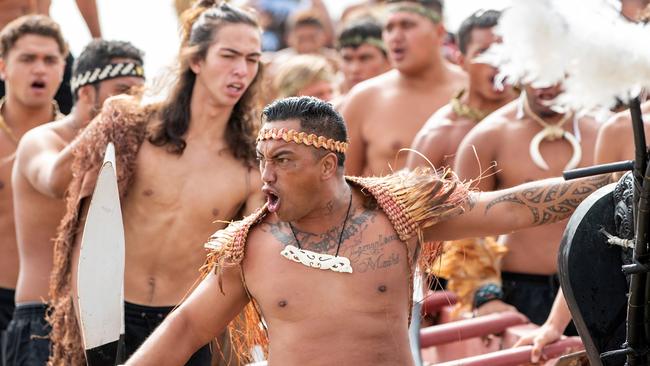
[388,4,442,23]
[70,62,145,93]
[257,127,349,154]
[338,36,386,52]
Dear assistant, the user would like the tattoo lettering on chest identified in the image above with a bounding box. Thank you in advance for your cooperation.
[485,174,611,225]
[262,209,376,254]
[346,233,402,273]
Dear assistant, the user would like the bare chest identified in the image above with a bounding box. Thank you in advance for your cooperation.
[243,210,412,322]
[494,121,598,187]
[0,141,15,217]
[361,91,454,173]
[123,143,251,232]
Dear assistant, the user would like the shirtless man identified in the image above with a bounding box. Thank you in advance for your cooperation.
[454,84,600,324]
[0,14,65,358]
[407,9,516,170]
[514,100,650,363]
[5,39,144,364]
[341,0,467,176]
[48,2,264,364]
[0,0,101,114]
[125,95,612,366]
[336,18,390,96]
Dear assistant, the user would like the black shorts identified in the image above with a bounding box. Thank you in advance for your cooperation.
[502,271,577,335]
[0,287,15,364]
[0,288,15,334]
[125,302,211,365]
[1,303,51,366]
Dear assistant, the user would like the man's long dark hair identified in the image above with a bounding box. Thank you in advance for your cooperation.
[148,1,262,165]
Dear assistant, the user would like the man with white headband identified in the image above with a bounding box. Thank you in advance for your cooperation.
[6,38,144,365]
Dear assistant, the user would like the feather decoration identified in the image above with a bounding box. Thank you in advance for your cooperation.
[480,0,650,110]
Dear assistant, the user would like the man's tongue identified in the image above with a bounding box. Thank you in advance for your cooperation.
[267,193,280,213]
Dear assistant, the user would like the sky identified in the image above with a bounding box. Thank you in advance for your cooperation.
[49,0,512,80]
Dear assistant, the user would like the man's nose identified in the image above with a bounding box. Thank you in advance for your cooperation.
[261,163,276,183]
[232,58,248,78]
[33,59,47,74]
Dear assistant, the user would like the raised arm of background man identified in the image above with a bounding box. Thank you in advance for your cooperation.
[75,0,102,38]
[34,0,102,38]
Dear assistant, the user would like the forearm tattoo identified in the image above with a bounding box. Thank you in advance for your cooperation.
[485,174,612,225]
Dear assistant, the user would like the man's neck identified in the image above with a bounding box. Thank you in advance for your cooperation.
[186,84,233,143]
[397,55,447,88]
[465,88,509,115]
[2,94,55,134]
[291,177,352,233]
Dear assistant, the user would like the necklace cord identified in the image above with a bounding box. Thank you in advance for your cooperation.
[289,192,354,258]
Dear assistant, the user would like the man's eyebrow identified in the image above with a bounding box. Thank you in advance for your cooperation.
[221,48,262,57]
[256,148,295,158]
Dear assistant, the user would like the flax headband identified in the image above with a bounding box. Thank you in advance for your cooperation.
[388,4,441,23]
[70,62,145,93]
[257,128,349,154]
[338,36,386,52]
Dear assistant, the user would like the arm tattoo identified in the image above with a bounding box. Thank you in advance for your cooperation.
[485,174,612,225]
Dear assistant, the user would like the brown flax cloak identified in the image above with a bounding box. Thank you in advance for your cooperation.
[48,96,151,365]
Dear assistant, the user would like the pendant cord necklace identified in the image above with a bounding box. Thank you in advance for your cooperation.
[289,192,353,258]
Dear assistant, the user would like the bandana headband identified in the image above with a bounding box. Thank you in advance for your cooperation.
[70,62,145,93]
[388,4,442,23]
[257,127,349,154]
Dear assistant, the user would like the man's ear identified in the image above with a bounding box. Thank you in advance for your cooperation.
[457,52,467,70]
[189,55,202,75]
[320,152,339,179]
[77,84,96,104]
[0,58,6,81]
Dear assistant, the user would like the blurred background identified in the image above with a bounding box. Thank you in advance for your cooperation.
[50,0,513,79]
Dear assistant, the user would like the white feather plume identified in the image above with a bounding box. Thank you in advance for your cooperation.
[480,0,650,110]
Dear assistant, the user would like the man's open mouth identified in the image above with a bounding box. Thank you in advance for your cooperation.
[263,187,281,213]
[31,80,46,90]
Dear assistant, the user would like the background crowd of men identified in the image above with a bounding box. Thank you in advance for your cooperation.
[0,0,649,365]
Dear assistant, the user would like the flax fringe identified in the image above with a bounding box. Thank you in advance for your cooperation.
[430,237,507,317]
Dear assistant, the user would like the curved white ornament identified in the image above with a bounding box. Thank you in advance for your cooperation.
[280,245,353,273]
[529,126,582,171]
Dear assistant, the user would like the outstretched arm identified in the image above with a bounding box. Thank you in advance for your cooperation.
[424,173,612,242]
[126,268,249,365]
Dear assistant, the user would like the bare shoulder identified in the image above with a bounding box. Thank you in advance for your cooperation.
[16,118,68,157]
[462,101,515,142]
[421,104,455,130]
[343,70,397,105]
[446,62,468,83]
[412,105,456,146]
[600,110,631,136]
[576,113,601,133]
